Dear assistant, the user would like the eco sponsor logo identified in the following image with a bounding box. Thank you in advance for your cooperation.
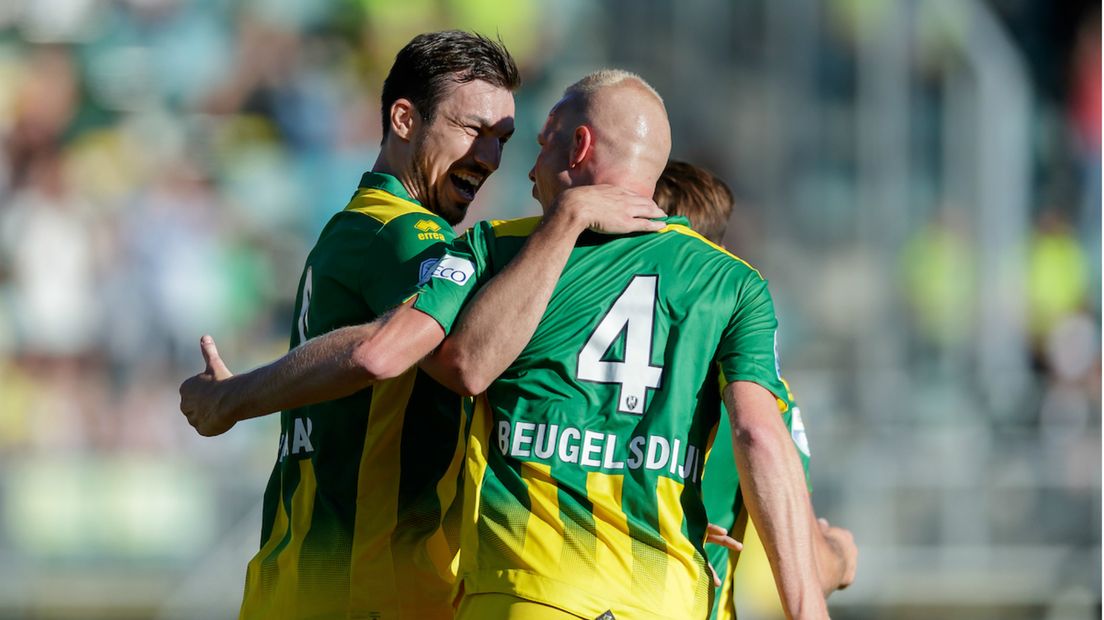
[419,258,439,284]
[430,255,475,286]
[495,419,705,483]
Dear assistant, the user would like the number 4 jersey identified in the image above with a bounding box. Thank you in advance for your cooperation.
[413,215,789,620]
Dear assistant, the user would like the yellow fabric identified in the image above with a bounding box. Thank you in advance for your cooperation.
[239,460,323,619]
[656,476,709,618]
[457,592,584,620]
[519,462,564,571]
[348,367,458,618]
[458,399,707,620]
[345,187,435,224]
[659,223,763,279]
[488,216,542,238]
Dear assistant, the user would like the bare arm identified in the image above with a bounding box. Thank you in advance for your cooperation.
[420,185,665,395]
[724,380,828,619]
[179,302,444,436]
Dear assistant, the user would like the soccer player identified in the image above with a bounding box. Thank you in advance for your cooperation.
[653,161,857,619]
[208,31,664,620]
[182,71,826,618]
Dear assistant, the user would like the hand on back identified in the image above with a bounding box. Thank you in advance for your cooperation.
[550,184,666,235]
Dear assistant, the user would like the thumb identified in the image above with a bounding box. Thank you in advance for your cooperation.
[200,335,231,378]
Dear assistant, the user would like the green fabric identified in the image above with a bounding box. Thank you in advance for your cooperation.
[246,175,462,617]
[358,170,420,205]
[414,215,789,617]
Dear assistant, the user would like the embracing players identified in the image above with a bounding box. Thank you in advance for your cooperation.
[182,40,835,620]
[204,31,663,620]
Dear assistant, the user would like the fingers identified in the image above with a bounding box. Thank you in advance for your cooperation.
[708,562,721,588]
[200,335,232,379]
[705,523,743,552]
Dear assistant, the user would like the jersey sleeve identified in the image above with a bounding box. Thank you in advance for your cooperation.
[359,213,454,315]
[412,222,494,334]
[715,274,788,400]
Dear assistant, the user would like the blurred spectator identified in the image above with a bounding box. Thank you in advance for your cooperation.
[0,151,100,358]
[2,46,78,195]
[899,210,976,352]
[1026,208,1090,354]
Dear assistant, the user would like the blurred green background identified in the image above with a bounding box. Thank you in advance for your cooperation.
[0,0,1097,618]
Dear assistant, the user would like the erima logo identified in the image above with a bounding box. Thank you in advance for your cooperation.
[430,255,475,285]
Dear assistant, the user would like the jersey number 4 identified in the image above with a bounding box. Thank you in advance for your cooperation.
[577,275,664,414]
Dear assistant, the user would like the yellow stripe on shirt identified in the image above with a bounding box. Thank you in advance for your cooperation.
[348,368,418,616]
[659,224,763,279]
[656,476,709,617]
[586,472,634,600]
[345,188,434,225]
[520,461,565,573]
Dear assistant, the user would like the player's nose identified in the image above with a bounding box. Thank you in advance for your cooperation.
[473,136,503,171]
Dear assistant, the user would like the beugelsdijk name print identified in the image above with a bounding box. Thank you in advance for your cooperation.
[495,420,705,483]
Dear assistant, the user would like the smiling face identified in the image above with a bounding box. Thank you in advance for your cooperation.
[407,78,515,225]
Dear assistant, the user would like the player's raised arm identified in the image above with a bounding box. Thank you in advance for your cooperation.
[724,380,828,619]
[178,302,445,436]
[420,184,664,395]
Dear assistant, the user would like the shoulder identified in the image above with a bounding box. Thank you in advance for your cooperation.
[341,188,452,243]
[458,216,541,256]
[470,216,542,240]
[655,222,765,281]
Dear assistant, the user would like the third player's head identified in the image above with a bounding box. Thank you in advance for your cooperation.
[653,160,735,244]
[380,31,520,225]
[528,70,671,210]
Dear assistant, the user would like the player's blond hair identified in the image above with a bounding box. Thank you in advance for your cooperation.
[562,69,665,104]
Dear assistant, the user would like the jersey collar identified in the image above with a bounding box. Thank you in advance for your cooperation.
[661,215,691,227]
[358,171,421,206]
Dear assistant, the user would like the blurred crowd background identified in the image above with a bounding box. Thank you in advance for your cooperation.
[0,0,1097,618]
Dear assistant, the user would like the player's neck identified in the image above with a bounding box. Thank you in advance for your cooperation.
[370,150,421,204]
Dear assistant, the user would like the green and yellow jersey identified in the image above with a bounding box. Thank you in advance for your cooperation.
[240,172,467,620]
[413,215,788,620]
[703,379,812,620]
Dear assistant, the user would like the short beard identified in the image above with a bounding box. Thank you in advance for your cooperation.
[411,135,464,226]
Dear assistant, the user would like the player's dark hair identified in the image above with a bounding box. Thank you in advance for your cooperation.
[653,160,735,244]
[380,30,520,141]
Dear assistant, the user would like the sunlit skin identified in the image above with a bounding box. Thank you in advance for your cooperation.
[528,80,671,212]
[383,78,515,225]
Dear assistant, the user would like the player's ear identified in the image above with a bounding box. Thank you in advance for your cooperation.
[569,125,594,169]
[389,98,419,142]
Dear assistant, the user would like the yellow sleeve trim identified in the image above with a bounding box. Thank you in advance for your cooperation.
[488,216,542,238]
[658,223,763,279]
[345,188,436,225]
